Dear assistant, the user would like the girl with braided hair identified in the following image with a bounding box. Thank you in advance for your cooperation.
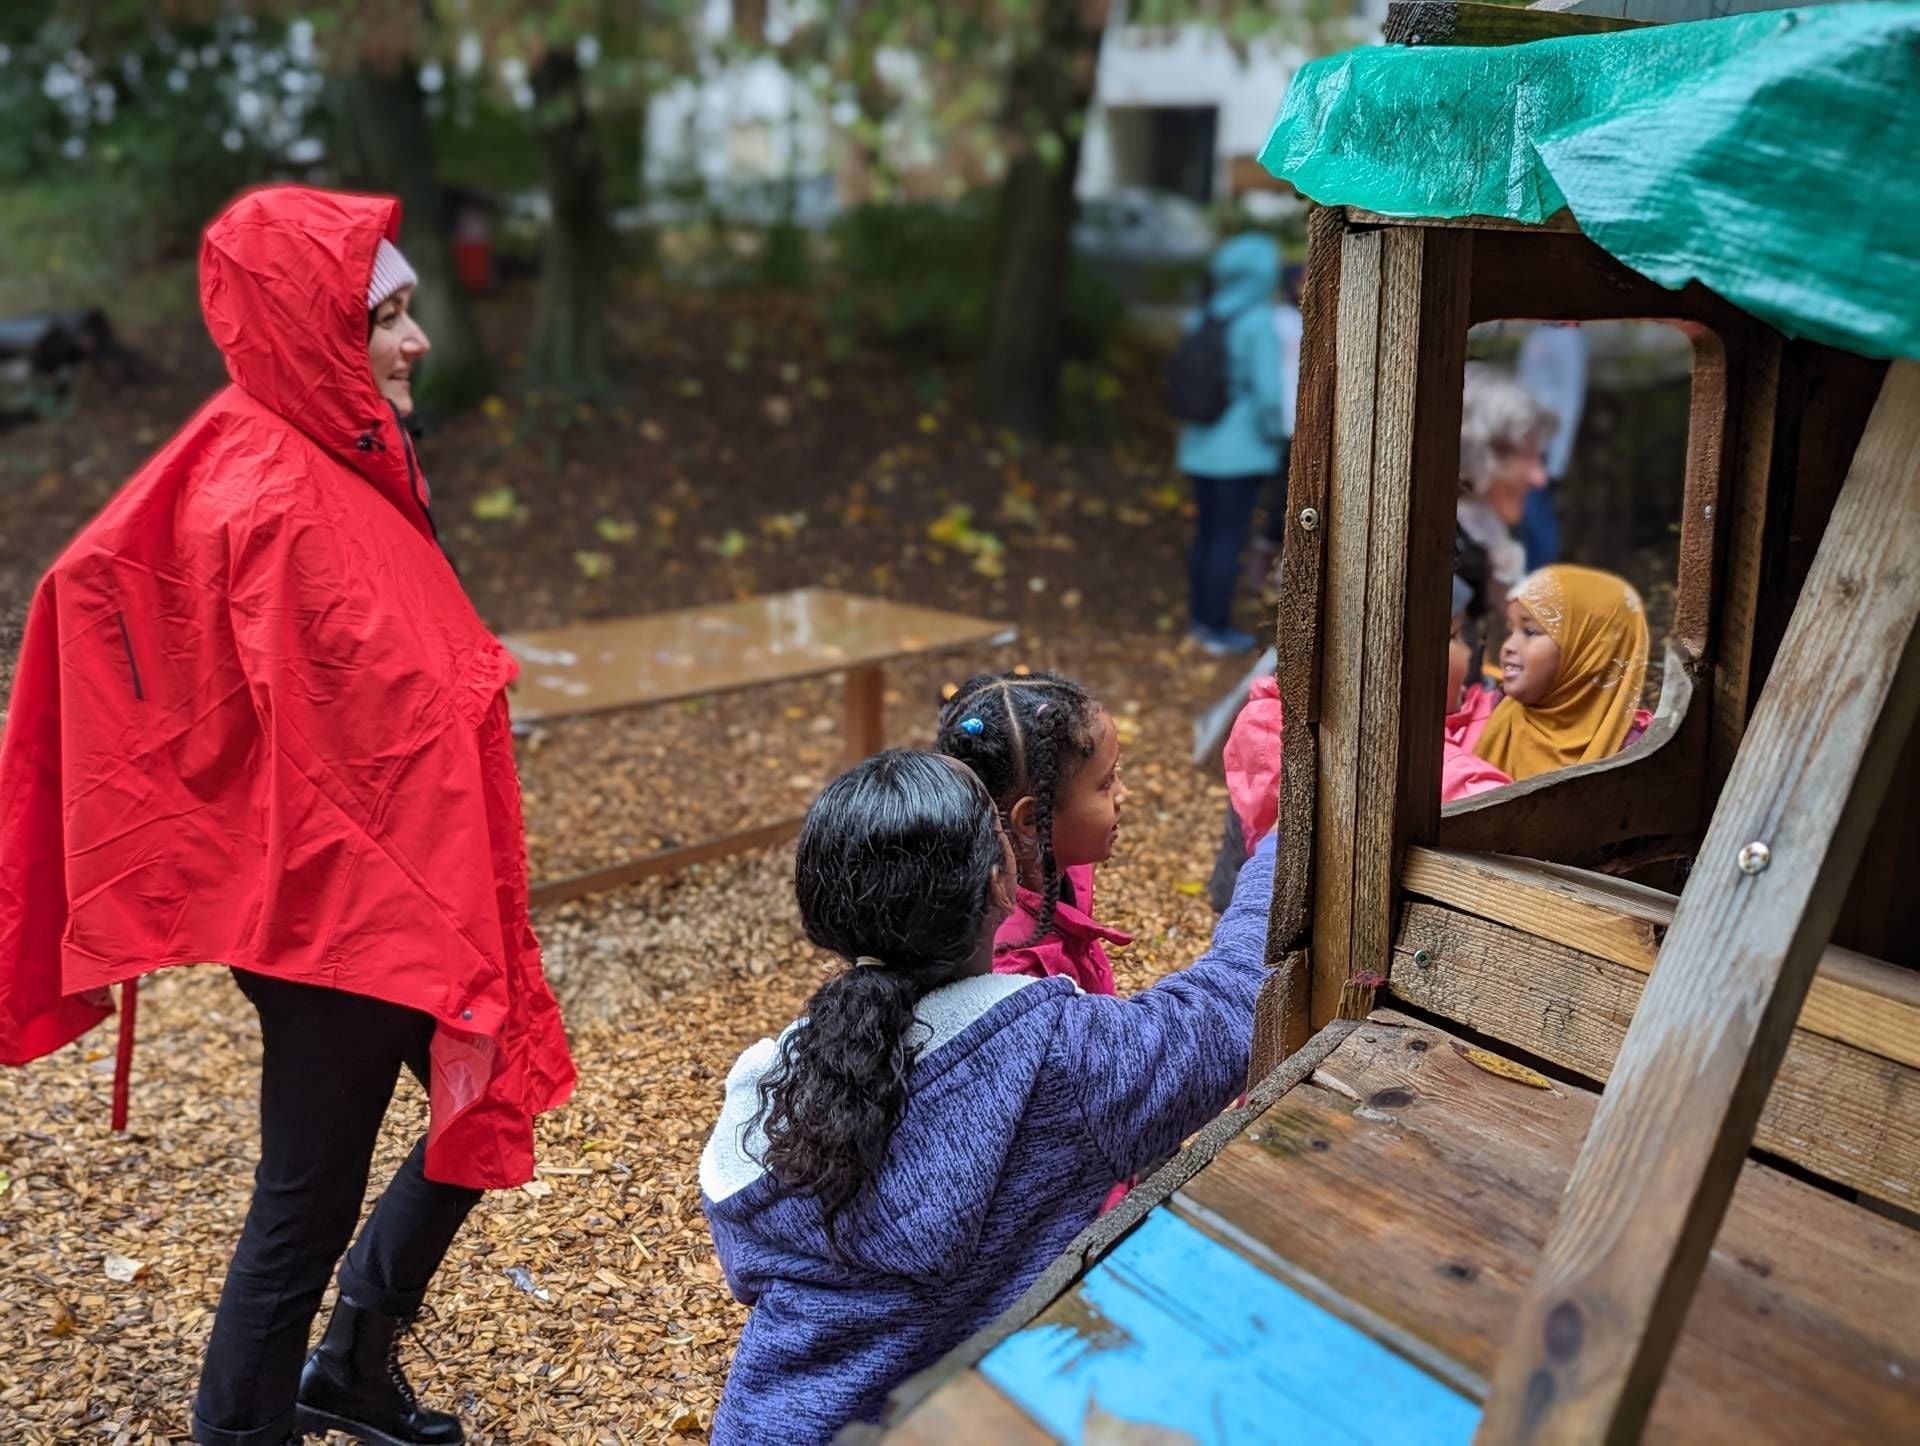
[935,671,1132,995]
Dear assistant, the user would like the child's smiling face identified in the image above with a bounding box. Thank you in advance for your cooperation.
[1500,599,1561,705]
[1039,708,1127,870]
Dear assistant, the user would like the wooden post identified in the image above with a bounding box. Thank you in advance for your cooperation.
[1475,360,1920,1445]
[843,664,887,769]
[1250,205,1344,1078]
[1306,223,1470,1034]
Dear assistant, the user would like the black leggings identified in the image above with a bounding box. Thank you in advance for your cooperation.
[192,971,481,1446]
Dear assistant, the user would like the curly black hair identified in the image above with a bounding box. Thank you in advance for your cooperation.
[934,671,1100,951]
[755,749,1007,1244]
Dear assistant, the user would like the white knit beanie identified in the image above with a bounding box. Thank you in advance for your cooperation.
[367,237,419,310]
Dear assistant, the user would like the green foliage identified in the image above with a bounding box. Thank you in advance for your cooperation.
[827,196,1122,365]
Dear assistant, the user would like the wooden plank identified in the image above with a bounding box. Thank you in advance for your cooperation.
[1436,639,1707,869]
[978,1208,1479,1443]
[1254,204,1344,1073]
[1706,334,1785,790]
[1390,901,1920,1207]
[1349,207,1582,237]
[841,663,886,768]
[1477,359,1920,1444]
[1400,847,1920,1069]
[1310,224,1470,1034]
[1385,0,1647,46]
[1174,1012,1920,1444]
[867,1372,1051,1446]
[527,815,804,907]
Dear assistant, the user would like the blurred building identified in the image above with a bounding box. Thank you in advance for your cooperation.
[639,0,1386,225]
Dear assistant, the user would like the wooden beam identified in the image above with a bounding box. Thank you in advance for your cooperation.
[1401,846,1920,1069]
[1390,901,1920,1207]
[528,815,804,907]
[1309,223,1470,1033]
[1706,334,1785,789]
[1252,205,1345,1076]
[1476,360,1920,1443]
[1386,0,1647,46]
[1436,640,1708,867]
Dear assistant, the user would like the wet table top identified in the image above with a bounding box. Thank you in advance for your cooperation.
[501,588,1017,723]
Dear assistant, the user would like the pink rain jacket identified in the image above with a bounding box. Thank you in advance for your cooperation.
[1224,678,1513,856]
[992,864,1131,997]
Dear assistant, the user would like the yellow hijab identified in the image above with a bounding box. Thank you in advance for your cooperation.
[1473,565,1650,782]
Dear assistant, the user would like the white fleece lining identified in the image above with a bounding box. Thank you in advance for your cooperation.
[698,972,1041,1203]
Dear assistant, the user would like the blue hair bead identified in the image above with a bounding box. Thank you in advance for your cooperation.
[960,717,985,735]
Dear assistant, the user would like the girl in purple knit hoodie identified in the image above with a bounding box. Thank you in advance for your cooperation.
[700,749,1277,1442]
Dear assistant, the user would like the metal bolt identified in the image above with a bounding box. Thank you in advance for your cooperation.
[1737,841,1771,875]
[1298,507,1320,532]
[1704,504,1715,520]
[1413,949,1433,969]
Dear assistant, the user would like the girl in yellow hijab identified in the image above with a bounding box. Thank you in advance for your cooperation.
[1473,564,1650,782]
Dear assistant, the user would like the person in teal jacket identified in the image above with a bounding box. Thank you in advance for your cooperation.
[1176,232,1285,655]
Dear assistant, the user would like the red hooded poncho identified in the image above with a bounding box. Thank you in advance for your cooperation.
[0,186,574,1188]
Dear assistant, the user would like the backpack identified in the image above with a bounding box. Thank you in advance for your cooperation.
[1165,304,1245,425]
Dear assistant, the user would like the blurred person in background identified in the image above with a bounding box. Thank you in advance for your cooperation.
[1458,362,1558,661]
[1515,322,1589,569]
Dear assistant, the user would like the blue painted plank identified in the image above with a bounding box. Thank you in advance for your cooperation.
[980,1209,1479,1445]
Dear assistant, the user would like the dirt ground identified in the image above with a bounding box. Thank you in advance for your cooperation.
[0,277,1265,1443]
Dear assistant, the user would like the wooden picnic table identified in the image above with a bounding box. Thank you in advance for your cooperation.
[502,588,1016,904]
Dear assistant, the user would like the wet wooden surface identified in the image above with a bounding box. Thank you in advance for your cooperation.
[977,1208,1478,1445]
[1177,1012,1920,1444]
[503,588,1014,723]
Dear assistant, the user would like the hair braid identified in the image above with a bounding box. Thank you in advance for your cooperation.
[935,670,1098,950]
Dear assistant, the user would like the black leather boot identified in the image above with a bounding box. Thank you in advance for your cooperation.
[295,1296,463,1446]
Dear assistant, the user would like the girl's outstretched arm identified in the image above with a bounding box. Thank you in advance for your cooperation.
[1059,835,1276,1180]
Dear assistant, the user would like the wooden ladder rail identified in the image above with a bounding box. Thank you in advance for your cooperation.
[1476,359,1920,1443]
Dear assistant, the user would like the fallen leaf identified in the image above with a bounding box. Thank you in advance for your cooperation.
[1452,1043,1558,1091]
[713,530,748,560]
[572,551,614,581]
[669,1405,704,1434]
[472,486,519,521]
[1174,881,1205,897]
[45,1298,75,1337]
[596,517,640,544]
[103,1254,147,1284]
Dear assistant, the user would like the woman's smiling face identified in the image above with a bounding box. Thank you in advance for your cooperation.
[369,285,431,417]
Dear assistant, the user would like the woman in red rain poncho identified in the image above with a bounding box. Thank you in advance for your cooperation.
[0,186,575,1446]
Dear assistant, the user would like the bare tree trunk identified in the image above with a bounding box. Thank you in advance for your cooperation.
[334,64,494,415]
[527,48,612,395]
[979,0,1108,436]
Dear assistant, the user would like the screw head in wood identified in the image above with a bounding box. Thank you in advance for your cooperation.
[1413,948,1433,968]
[1298,507,1320,532]
[1737,841,1771,875]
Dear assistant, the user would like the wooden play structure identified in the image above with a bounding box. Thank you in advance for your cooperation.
[868,9,1920,1443]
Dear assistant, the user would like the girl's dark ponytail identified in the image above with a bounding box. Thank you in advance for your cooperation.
[756,750,1006,1242]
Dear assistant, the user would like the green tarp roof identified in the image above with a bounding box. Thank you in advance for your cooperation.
[1259,4,1920,360]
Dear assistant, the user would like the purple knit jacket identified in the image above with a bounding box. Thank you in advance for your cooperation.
[699,835,1276,1443]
